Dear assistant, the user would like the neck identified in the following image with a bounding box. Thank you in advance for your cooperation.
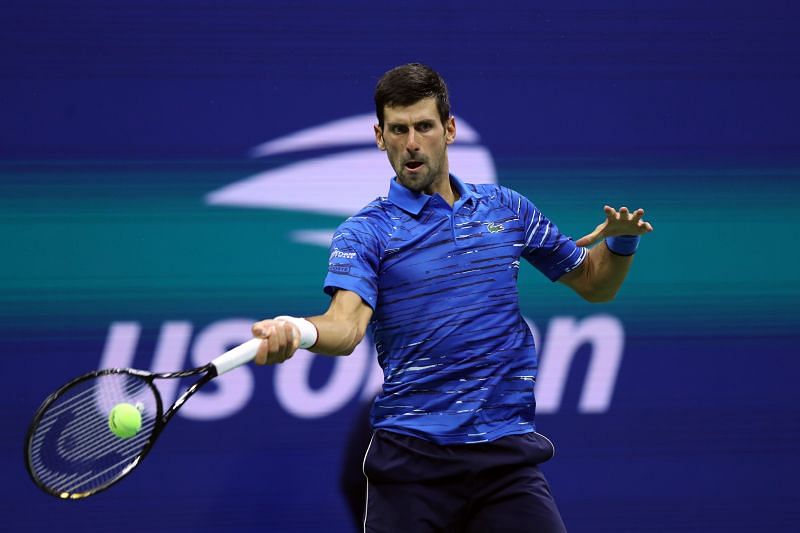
[425,172,459,207]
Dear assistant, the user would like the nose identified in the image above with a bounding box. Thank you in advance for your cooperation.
[405,129,419,152]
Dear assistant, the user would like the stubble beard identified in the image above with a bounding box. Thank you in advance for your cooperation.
[392,154,446,194]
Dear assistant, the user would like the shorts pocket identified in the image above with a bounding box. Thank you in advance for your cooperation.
[524,431,556,464]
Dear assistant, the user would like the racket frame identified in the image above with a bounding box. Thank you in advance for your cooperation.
[24,364,218,500]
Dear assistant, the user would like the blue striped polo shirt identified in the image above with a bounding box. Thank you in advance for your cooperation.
[323,175,587,445]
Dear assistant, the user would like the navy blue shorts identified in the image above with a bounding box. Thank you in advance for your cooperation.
[362,430,567,532]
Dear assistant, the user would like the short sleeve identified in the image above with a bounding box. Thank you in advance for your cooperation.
[323,216,382,309]
[511,189,587,282]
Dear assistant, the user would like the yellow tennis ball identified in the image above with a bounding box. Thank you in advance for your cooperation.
[108,402,142,439]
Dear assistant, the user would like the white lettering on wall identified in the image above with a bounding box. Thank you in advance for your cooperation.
[100,321,192,407]
[273,340,371,418]
[182,319,255,420]
[99,314,624,420]
[534,314,624,414]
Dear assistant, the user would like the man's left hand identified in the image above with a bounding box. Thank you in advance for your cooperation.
[575,206,654,247]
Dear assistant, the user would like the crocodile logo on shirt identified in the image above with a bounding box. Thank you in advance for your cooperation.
[486,222,504,233]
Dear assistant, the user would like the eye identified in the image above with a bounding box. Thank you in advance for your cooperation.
[390,125,407,134]
[417,122,433,132]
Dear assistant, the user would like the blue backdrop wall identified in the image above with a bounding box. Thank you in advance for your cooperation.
[2,1,799,531]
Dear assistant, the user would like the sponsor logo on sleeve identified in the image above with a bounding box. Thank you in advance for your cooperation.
[328,264,352,274]
[330,247,357,260]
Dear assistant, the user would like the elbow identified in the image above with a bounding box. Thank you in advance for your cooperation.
[335,325,368,356]
[327,340,358,356]
[569,257,621,304]
[334,345,357,356]
[324,345,356,356]
[581,287,618,303]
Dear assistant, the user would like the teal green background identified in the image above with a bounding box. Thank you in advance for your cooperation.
[4,160,797,335]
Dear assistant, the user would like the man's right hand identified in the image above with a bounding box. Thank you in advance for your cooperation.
[251,320,301,365]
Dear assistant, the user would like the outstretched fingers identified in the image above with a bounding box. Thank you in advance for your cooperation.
[629,208,653,233]
[580,205,653,246]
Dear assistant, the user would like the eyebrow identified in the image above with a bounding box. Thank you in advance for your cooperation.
[386,119,436,127]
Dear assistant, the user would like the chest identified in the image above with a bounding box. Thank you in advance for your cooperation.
[377,202,524,291]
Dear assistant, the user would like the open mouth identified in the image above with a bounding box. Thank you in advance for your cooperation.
[405,161,424,170]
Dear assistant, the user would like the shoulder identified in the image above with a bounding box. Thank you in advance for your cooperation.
[342,197,396,227]
[334,197,396,242]
[469,183,535,212]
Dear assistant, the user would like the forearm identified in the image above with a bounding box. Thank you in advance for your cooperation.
[562,205,651,303]
[252,290,372,364]
[579,242,634,302]
[306,312,367,356]
[306,288,372,356]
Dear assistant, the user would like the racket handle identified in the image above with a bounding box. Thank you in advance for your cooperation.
[211,338,262,375]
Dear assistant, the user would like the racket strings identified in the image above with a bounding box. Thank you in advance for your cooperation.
[39,437,149,495]
[34,384,98,419]
[27,373,159,497]
[32,379,148,454]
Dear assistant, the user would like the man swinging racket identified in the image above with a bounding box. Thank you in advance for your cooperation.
[252,63,653,532]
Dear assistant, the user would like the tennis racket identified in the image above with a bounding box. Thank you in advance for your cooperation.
[24,337,263,500]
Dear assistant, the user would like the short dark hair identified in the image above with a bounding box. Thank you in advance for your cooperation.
[374,63,450,129]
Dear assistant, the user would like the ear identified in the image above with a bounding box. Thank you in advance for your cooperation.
[445,116,456,145]
[374,124,386,151]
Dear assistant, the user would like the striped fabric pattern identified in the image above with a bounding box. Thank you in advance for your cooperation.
[324,176,586,444]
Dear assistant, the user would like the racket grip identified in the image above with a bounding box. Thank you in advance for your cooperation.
[211,338,262,375]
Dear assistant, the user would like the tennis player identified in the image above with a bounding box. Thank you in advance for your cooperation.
[253,63,653,532]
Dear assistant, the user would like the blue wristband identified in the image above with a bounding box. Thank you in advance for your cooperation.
[605,235,640,256]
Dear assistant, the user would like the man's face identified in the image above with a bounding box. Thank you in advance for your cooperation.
[375,98,456,194]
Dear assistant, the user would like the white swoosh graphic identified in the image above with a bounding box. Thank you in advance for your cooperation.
[207,113,497,248]
[250,113,482,157]
[207,146,496,216]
